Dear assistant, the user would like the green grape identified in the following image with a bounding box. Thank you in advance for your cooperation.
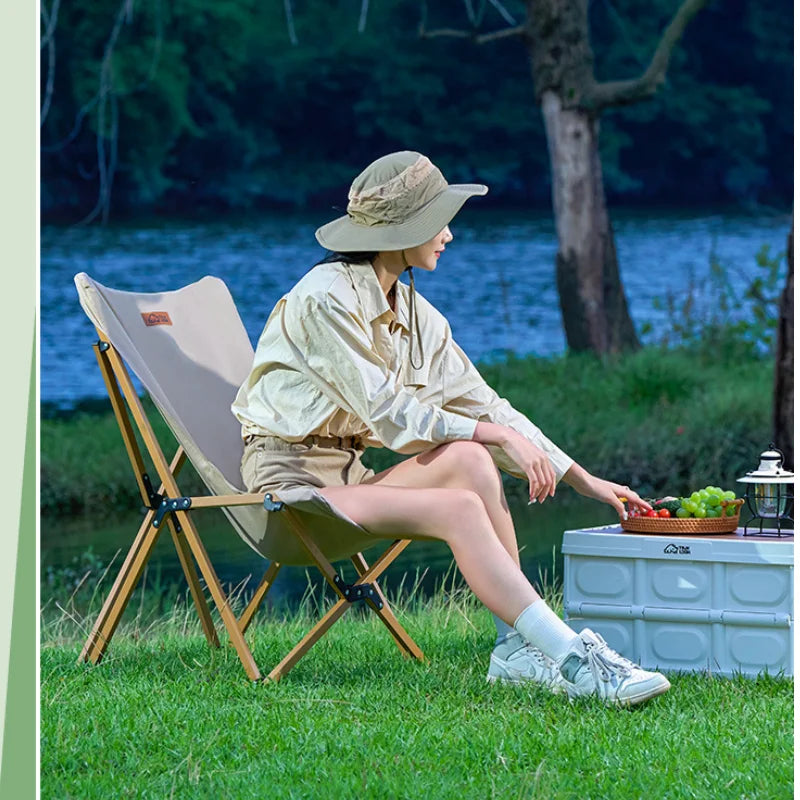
[722,490,736,501]
[690,492,702,504]
[707,493,721,507]
[709,507,722,518]
[685,501,698,514]
[676,508,690,518]
[698,489,710,502]
[681,497,692,510]
[694,507,707,518]
[725,505,738,517]
[705,485,716,493]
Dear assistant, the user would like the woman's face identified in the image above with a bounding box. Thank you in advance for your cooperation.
[405,226,454,271]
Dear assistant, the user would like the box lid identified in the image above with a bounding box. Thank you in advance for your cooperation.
[562,525,794,566]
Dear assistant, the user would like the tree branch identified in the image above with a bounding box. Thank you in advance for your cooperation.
[463,0,478,26]
[40,0,60,49]
[583,0,708,110]
[358,0,369,33]
[40,0,62,125]
[476,24,525,43]
[419,23,525,43]
[283,0,298,45]
[419,26,473,39]
[486,0,517,26]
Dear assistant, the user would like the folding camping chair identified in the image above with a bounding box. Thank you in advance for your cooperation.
[73,272,424,681]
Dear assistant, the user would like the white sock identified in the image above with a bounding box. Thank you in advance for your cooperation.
[492,613,517,645]
[513,600,579,662]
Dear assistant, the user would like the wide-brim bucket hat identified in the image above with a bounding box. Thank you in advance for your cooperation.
[315,151,488,252]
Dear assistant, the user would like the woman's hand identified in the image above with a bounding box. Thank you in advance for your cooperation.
[501,430,557,503]
[565,469,652,521]
[472,422,556,503]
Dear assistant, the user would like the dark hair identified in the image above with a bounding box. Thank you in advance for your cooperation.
[314,250,377,267]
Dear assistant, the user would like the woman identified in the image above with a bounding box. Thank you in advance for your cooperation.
[233,151,670,706]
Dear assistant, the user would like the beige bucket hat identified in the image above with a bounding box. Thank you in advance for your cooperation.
[315,151,488,252]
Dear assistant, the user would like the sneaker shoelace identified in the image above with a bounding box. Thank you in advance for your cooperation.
[519,644,548,664]
[582,636,635,684]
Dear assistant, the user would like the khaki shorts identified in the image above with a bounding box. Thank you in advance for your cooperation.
[238,434,381,565]
[240,434,375,495]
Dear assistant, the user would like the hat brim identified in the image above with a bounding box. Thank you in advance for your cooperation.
[315,183,488,253]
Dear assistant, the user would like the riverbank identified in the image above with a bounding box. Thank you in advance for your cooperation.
[42,337,774,519]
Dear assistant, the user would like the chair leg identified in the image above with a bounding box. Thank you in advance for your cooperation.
[166,517,219,648]
[239,562,282,634]
[264,534,425,681]
[351,552,425,662]
[174,510,262,681]
[266,596,351,683]
[79,509,164,665]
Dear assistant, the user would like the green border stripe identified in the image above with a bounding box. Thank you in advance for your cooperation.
[0,337,36,797]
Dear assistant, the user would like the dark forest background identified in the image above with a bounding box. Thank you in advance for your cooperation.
[40,0,792,220]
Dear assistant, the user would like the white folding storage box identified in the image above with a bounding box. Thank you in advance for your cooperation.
[562,525,794,678]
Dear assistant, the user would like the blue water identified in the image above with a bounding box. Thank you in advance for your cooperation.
[40,207,790,408]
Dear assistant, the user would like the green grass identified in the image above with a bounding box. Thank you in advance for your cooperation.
[41,336,774,517]
[41,578,793,800]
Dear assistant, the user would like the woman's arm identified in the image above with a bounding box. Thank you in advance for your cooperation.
[473,420,652,519]
[471,420,558,504]
[560,462,652,520]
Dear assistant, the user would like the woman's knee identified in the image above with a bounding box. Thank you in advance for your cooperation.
[430,487,495,542]
[433,440,502,493]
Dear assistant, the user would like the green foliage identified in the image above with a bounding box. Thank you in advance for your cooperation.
[650,243,787,353]
[590,0,790,205]
[40,396,205,516]
[41,0,791,217]
[477,337,772,502]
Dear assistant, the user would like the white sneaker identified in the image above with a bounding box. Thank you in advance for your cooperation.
[486,634,566,694]
[558,629,671,707]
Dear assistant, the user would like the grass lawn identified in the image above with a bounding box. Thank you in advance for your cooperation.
[40,587,793,800]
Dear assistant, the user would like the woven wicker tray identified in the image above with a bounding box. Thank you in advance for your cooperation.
[620,499,744,535]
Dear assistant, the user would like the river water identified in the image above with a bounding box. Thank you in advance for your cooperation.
[40,208,789,602]
[41,207,789,409]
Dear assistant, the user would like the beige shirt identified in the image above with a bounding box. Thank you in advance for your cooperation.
[232,260,574,481]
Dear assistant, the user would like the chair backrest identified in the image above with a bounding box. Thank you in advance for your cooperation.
[74,272,252,492]
[74,272,381,566]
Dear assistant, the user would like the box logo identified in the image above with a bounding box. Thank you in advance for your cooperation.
[664,543,691,555]
[141,311,172,327]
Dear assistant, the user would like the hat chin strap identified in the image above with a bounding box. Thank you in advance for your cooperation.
[401,250,425,371]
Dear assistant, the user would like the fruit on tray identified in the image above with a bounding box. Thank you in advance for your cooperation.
[628,487,740,519]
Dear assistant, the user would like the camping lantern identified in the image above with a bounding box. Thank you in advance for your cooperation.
[736,445,794,537]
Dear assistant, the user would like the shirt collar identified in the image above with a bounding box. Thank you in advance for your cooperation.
[346,261,411,333]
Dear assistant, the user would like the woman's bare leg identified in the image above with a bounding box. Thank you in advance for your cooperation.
[365,441,521,567]
[319,483,539,625]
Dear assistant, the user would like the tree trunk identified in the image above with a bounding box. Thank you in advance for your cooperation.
[526,0,639,354]
[772,227,793,468]
[422,0,706,355]
[540,91,639,353]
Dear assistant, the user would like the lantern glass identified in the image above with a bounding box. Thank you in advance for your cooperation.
[754,482,789,518]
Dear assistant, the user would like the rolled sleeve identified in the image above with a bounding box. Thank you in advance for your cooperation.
[294,292,477,453]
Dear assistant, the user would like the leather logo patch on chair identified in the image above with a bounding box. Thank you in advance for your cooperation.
[141,311,172,326]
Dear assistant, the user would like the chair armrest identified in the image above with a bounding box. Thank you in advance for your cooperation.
[190,493,285,511]
[152,492,286,527]
[190,493,268,509]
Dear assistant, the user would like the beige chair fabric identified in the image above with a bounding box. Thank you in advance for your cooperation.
[73,272,382,565]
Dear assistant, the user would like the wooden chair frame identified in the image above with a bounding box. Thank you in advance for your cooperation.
[79,331,425,681]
